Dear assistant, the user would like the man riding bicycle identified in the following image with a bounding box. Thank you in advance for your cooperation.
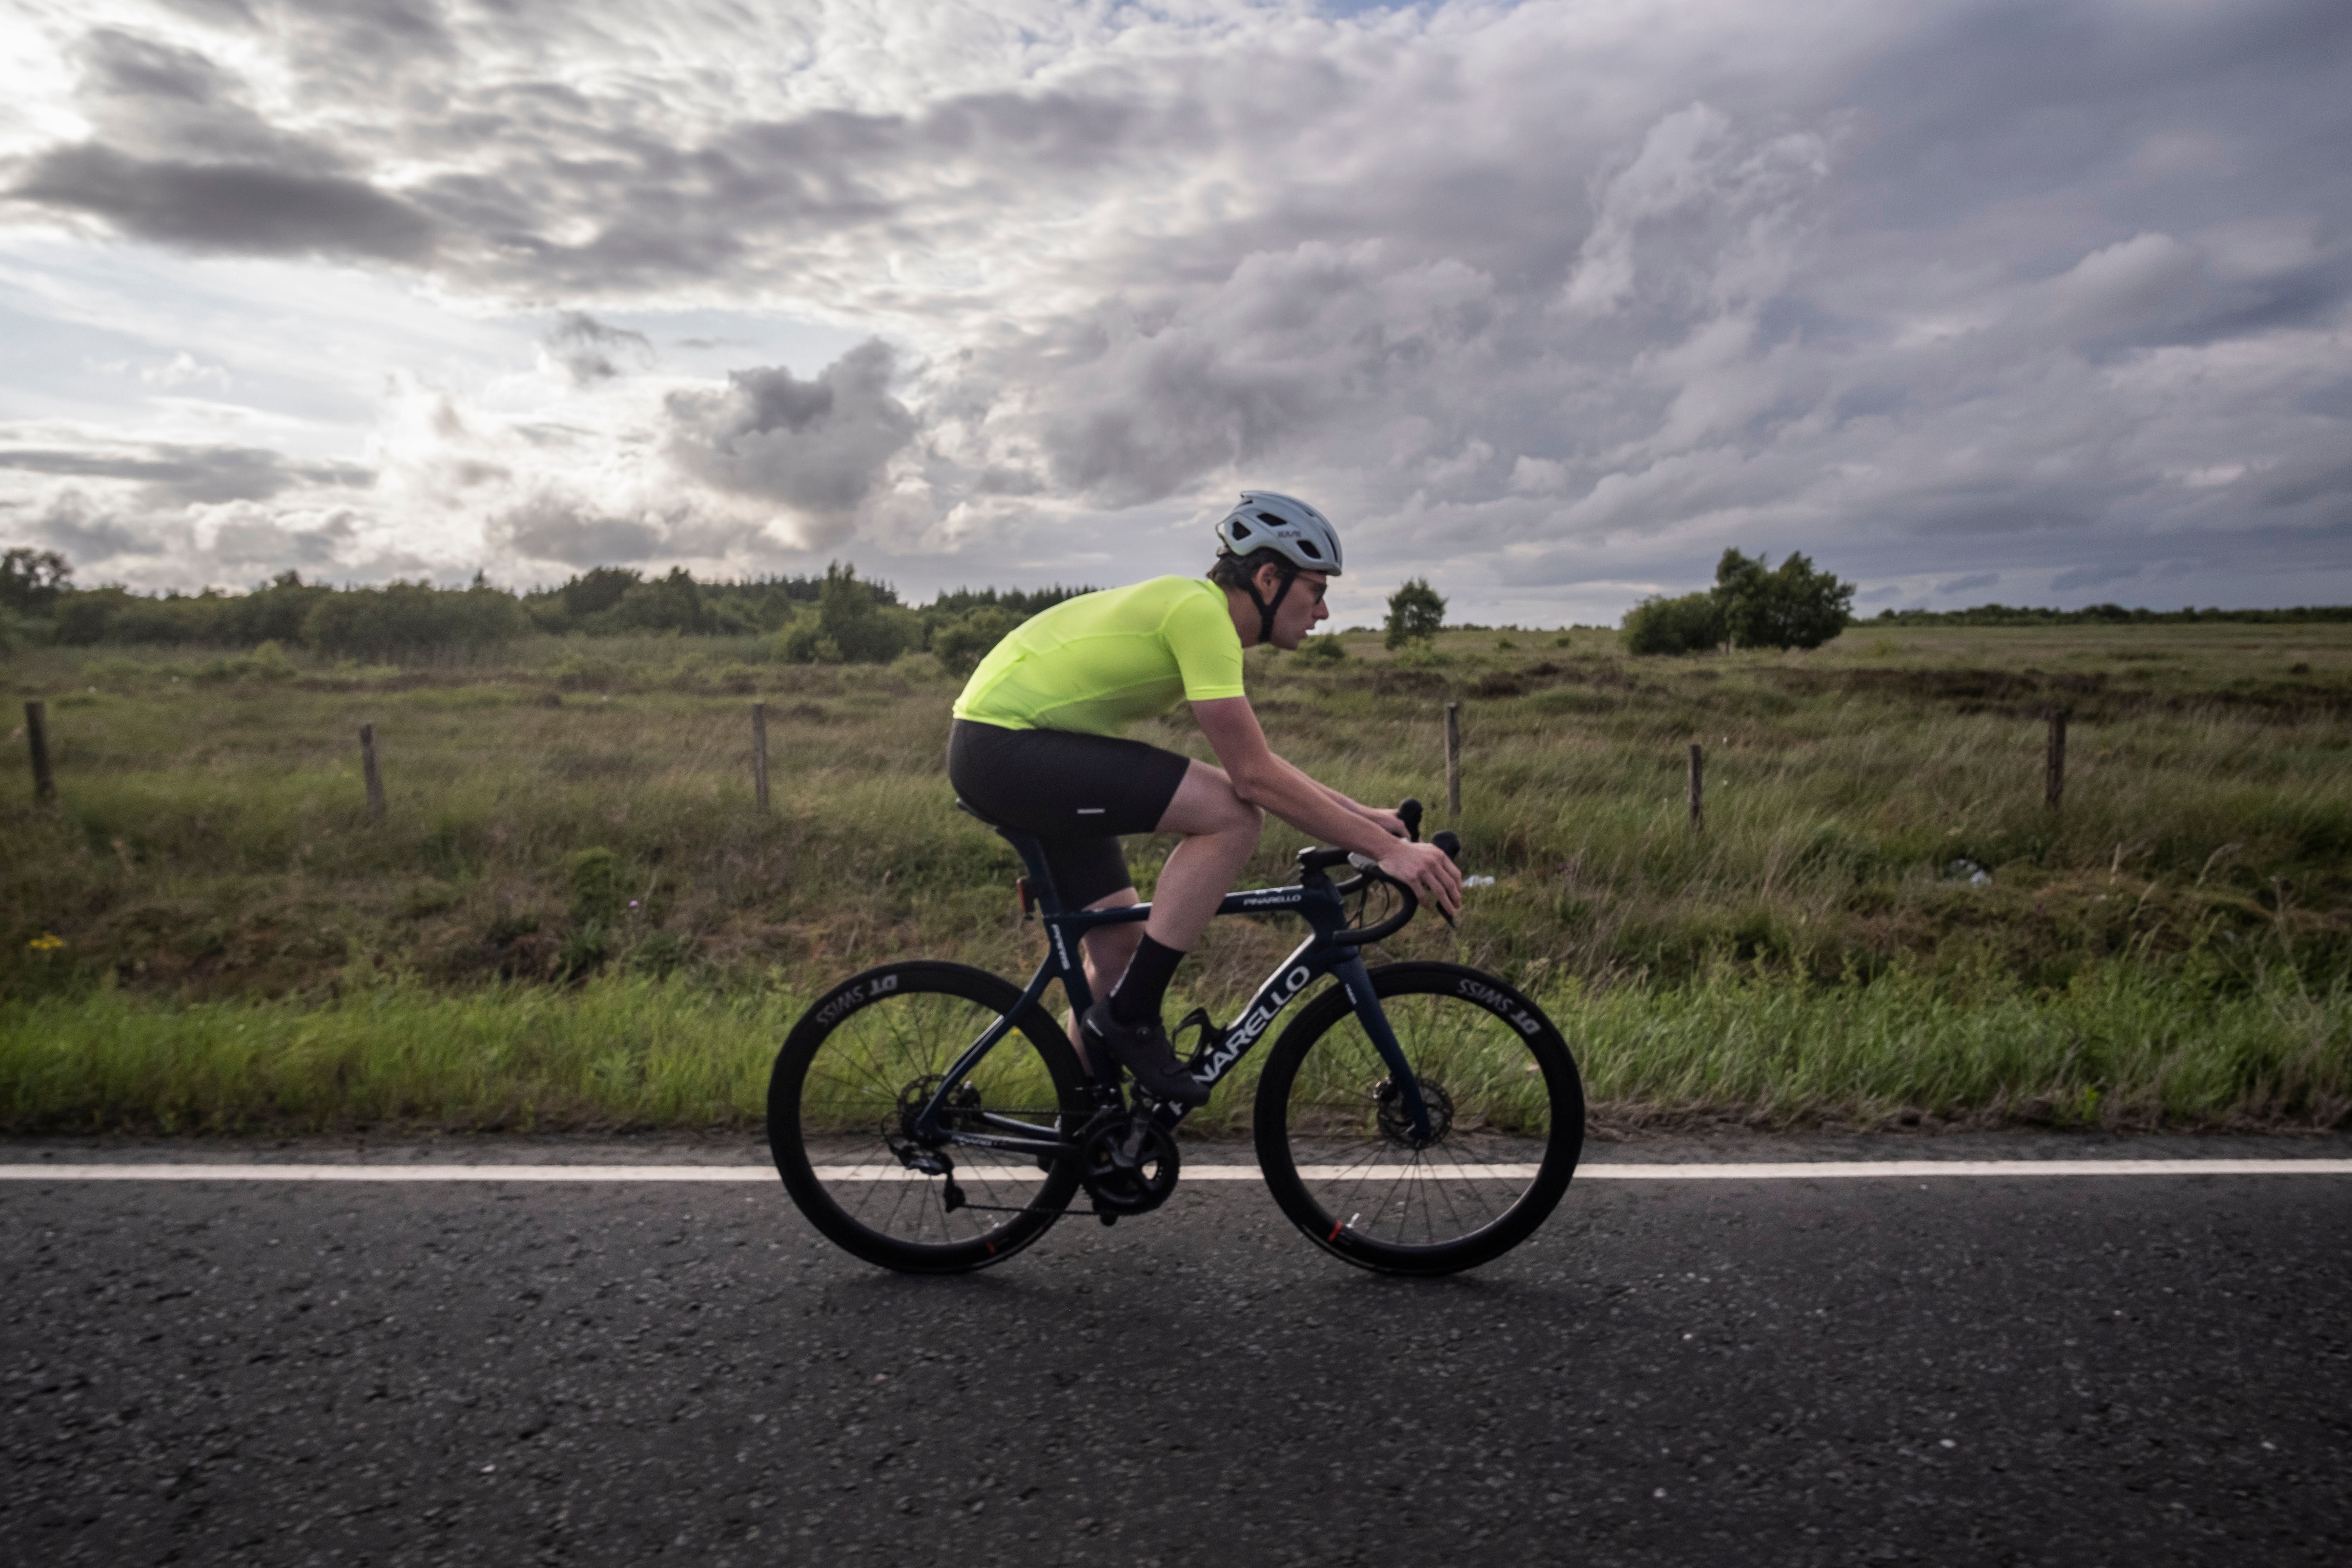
[946,491,1464,1106]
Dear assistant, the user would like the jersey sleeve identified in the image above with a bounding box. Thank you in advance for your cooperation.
[1163,586,1246,703]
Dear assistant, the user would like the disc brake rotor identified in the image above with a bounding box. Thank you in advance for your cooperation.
[1374,1077,1454,1148]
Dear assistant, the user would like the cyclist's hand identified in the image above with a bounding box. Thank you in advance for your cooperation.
[1364,807,1409,839]
[1380,839,1462,920]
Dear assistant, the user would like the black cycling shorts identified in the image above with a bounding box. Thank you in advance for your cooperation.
[946,719,1194,911]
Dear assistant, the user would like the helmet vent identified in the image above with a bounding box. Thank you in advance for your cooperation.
[1256,512,1285,527]
[1296,539,1323,560]
[1230,520,1253,539]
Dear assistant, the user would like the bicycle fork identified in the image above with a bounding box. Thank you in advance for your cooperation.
[1327,953,1434,1143]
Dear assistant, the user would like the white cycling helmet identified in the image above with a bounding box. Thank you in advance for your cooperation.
[1213,491,1344,577]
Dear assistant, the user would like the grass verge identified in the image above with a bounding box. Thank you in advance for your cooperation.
[4,954,2341,1136]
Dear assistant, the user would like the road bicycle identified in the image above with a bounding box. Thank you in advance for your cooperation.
[767,799,1584,1275]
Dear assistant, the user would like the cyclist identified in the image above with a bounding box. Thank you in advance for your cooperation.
[947,491,1463,1105]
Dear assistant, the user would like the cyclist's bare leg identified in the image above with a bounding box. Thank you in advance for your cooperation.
[1145,760,1265,951]
[1065,888,1144,1069]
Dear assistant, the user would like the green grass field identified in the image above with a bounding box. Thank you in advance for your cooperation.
[4,621,2347,1132]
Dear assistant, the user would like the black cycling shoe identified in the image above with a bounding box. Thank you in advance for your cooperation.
[1080,1000,1212,1106]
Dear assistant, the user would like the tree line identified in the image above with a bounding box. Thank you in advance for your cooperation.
[1869,602,2352,627]
[0,548,1094,667]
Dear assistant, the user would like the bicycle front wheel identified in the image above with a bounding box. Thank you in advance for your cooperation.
[769,961,1088,1273]
[1254,961,1584,1275]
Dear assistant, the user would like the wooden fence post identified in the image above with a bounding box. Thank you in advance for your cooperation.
[751,701,771,814]
[1688,742,1704,832]
[359,722,385,824]
[2045,710,2068,810]
[25,700,55,805]
[1444,701,1461,818]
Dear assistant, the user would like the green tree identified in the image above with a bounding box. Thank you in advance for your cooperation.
[1621,591,1726,655]
[1712,549,1854,650]
[779,562,914,664]
[930,605,1022,676]
[303,581,529,661]
[610,567,716,634]
[1384,577,1446,650]
[1,547,72,613]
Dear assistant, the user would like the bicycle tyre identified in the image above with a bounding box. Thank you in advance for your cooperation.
[768,960,1088,1273]
[1253,961,1584,1275]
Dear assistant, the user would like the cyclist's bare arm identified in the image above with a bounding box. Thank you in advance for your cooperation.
[1191,696,1461,917]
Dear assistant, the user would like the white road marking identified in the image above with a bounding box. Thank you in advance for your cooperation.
[0,1159,2347,1183]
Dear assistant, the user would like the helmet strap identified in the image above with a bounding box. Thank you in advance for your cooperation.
[1242,562,1297,646]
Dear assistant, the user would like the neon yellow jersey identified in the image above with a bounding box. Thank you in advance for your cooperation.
[952,576,1245,735]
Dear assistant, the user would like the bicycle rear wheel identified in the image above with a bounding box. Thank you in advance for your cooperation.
[1254,961,1583,1275]
[769,961,1087,1273]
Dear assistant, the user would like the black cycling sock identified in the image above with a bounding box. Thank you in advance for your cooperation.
[1108,936,1185,1027]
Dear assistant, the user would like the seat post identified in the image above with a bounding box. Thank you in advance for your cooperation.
[955,799,1068,915]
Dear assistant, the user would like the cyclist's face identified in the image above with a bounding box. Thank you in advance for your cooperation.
[1272,570,1331,648]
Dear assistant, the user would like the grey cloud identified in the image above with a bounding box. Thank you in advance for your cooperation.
[70,28,318,168]
[664,341,917,538]
[153,0,262,28]
[208,507,359,567]
[1935,573,1999,594]
[544,312,653,385]
[493,494,667,566]
[0,26,444,262]
[2050,562,2142,593]
[2257,457,2352,510]
[10,145,438,261]
[1026,243,1504,506]
[32,492,164,560]
[0,443,373,507]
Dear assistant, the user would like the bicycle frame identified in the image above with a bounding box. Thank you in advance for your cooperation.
[910,835,1435,1154]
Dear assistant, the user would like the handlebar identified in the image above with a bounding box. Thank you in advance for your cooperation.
[1292,800,1462,943]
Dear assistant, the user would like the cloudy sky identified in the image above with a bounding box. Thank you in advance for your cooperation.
[2,0,2346,624]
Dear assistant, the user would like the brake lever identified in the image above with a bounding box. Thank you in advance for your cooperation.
[1431,829,1461,928]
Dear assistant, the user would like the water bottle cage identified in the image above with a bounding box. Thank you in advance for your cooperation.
[1171,1006,1225,1069]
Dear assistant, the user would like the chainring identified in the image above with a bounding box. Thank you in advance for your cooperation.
[1080,1117,1182,1216]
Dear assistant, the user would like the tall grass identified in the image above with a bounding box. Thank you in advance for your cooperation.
[3,622,2346,1129]
[2,954,2340,1134]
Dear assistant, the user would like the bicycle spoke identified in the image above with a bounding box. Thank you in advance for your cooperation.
[774,965,1083,1270]
[1259,962,1581,1273]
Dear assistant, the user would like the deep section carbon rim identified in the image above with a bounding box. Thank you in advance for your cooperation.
[1254,962,1583,1274]
[769,961,1086,1273]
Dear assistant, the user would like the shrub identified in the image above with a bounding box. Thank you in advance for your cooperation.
[1296,634,1347,663]
[564,848,631,925]
[1385,577,1446,649]
[931,605,1022,676]
[1623,591,1725,655]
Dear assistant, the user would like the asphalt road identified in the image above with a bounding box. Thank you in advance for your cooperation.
[3,1137,2349,1567]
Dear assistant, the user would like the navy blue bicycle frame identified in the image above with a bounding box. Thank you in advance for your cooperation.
[910,837,1434,1150]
